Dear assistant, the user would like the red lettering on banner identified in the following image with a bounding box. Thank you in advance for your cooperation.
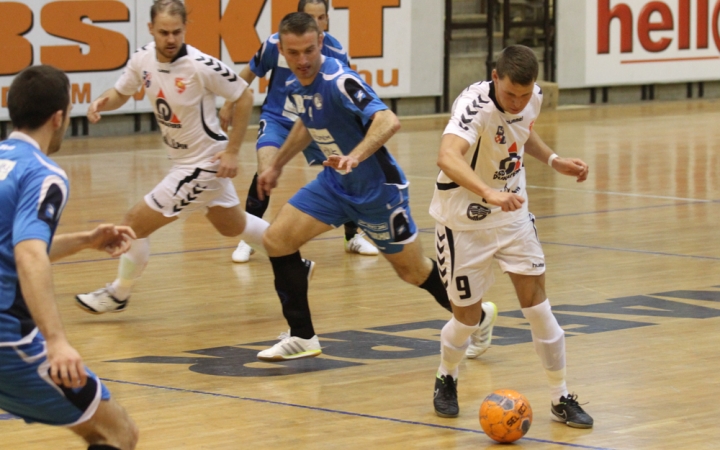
[713,0,720,51]
[40,1,129,72]
[333,0,400,58]
[185,0,264,64]
[679,0,690,48]
[698,0,709,48]
[598,0,720,55]
[638,2,673,52]
[598,0,634,53]
[0,3,33,76]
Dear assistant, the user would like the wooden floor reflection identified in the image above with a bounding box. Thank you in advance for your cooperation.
[3,99,720,449]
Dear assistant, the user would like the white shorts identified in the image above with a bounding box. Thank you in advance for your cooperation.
[435,213,545,307]
[144,162,240,218]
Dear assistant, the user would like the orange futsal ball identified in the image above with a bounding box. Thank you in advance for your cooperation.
[479,389,533,443]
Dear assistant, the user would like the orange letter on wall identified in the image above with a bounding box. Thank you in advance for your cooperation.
[272,0,297,33]
[40,1,129,72]
[185,0,265,64]
[0,3,33,76]
[332,0,400,58]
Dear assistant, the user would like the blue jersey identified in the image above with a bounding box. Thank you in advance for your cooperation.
[286,57,408,205]
[0,133,68,345]
[250,32,349,127]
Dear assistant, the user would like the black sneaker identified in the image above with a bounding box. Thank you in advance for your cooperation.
[433,373,459,418]
[551,394,593,428]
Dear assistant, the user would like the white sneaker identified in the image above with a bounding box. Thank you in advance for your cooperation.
[257,331,321,361]
[232,240,255,263]
[345,234,379,255]
[466,301,498,359]
[302,258,316,281]
[75,285,129,314]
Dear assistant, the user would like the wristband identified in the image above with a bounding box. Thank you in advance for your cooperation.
[547,153,559,167]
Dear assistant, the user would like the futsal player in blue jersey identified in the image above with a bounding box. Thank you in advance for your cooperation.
[225,0,378,263]
[255,12,452,361]
[0,66,138,449]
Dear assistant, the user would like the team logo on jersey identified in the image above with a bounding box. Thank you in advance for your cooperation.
[0,160,16,180]
[493,142,523,181]
[313,93,323,110]
[155,89,182,128]
[175,78,186,94]
[467,203,491,221]
[344,77,372,111]
[495,126,506,144]
[143,71,152,88]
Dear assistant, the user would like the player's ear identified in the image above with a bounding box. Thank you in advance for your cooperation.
[51,110,64,130]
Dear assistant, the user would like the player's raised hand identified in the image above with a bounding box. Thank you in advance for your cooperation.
[323,154,359,174]
[257,166,282,200]
[46,339,87,389]
[552,157,589,182]
[211,151,239,178]
[87,224,137,257]
[484,191,525,212]
[87,97,109,123]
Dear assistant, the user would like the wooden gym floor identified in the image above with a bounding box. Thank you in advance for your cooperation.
[3,99,720,449]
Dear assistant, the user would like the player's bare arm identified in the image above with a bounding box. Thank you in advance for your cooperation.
[15,239,87,389]
[219,66,257,131]
[213,89,254,179]
[438,133,524,212]
[257,119,313,199]
[525,129,589,182]
[49,224,137,262]
[324,109,401,173]
[87,87,131,124]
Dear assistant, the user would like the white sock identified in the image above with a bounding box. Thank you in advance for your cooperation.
[241,213,269,252]
[111,238,150,300]
[438,316,479,379]
[522,299,569,404]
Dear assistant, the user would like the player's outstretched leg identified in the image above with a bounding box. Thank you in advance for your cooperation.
[233,173,270,263]
[343,222,378,255]
[258,254,321,361]
[465,301,498,359]
[522,298,593,428]
[76,238,150,314]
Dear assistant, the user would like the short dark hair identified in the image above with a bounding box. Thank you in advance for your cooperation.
[298,0,328,13]
[279,12,321,40]
[495,45,538,86]
[151,0,187,24]
[8,65,70,131]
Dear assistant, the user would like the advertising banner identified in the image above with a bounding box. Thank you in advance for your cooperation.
[0,0,443,119]
[558,0,720,88]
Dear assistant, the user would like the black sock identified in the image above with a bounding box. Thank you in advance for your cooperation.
[88,445,121,450]
[344,221,358,240]
[419,259,453,313]
[245,173,270,218]
[269,252,315,339]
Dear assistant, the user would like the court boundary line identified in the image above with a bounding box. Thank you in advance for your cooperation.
[102,378,613,450]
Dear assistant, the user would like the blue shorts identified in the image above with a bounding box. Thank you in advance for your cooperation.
[257,117,326,166]
[0,331,110,426]
[288,178,418,254]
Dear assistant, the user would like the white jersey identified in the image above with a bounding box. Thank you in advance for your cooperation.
[115,43,248,165]
[429,81,542,230]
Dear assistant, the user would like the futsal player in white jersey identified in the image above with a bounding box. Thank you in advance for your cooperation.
[429,45,594,428]
[75,0,269,313]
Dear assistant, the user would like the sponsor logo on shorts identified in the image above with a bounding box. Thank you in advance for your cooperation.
[532,263,545,268]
